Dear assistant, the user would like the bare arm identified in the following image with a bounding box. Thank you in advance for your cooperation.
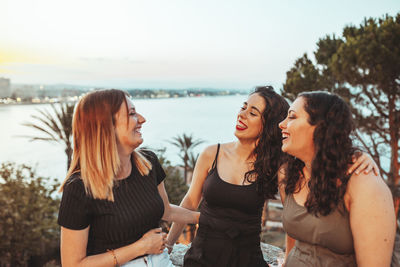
[285,234,296,260]
[61,226,166,267]
[277,164,287,204]
[277,165,296,261]
[347,172,396,267]
[165,145,216,250]
[158,181,200,224]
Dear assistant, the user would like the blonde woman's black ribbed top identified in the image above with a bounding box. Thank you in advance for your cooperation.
[57,150,166,256]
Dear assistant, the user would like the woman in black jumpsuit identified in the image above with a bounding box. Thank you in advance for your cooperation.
[167,86,288,267]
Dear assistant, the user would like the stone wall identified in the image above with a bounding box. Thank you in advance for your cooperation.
[170,242,284,267]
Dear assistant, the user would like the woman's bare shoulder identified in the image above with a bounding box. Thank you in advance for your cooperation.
[201,144,219,158]
[347,171,392,201]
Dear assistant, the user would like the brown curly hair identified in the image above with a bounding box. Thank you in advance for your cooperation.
[244,86,289,199]
[284,91,357,216]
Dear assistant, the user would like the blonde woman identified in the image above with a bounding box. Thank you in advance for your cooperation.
[58,89,199,267]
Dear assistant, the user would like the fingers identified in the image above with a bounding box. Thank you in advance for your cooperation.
[141,228,169,255]
[373,166,380,176]
[156,231,167,254]
[166,243,174,254]
[363,164,373,175]
[348,152,380,176]
[353,161,368,175]
[348,154,364,174]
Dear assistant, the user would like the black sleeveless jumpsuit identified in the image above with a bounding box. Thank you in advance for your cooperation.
[184,144,268,267]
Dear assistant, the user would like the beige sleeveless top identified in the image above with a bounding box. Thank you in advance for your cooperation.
[282,194,357,267]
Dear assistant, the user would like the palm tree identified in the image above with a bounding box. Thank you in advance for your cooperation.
[188,151,199,172]
[169,133,204,184]
[21,102,75,170]
[187,151,200,184]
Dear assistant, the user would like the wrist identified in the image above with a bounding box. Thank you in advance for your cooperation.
[135,238,148,255]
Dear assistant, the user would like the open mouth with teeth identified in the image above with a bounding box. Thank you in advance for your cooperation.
[236,120,248,130]
[282,132,289,141]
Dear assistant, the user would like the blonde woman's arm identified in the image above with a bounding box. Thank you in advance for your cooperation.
[165,144,217,251]
[347,172,396,267]
[60,226,166,267]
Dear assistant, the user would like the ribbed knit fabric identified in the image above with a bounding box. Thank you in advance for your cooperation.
[58,150,166,256]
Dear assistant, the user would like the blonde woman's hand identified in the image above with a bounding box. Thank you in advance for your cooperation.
[165,242,174,254]
[139,228,167,255]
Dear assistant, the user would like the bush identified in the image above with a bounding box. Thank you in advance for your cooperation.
[0,162,60,266]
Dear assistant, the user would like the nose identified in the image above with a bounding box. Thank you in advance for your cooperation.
[279,118,287,130]
[138,113,146,124]
[238,109,247,119]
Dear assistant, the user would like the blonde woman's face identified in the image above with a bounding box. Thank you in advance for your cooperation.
[114,96,146,151]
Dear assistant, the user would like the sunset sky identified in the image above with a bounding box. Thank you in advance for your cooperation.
[1,0,398,89]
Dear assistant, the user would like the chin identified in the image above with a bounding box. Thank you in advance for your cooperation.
[133,138,144,148]
[281,145,291,154]
[234,130,241,139]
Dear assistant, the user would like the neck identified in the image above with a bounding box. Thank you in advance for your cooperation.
[233,140,256,161]
[302,163,312,181]
[296,154,313,180]
[117,145,134,179]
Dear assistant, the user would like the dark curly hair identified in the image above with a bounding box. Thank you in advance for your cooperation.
[284,91,356,216]
[244,86,289,199]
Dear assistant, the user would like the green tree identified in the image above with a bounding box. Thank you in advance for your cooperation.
[282,53,322,100]
[169,133,204,184]
[21,102,75,169]
[154,148,189,205]
[0,162,60,266]
[282,13,400,214]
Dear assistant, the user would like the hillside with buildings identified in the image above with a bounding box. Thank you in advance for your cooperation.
[0,78,247,105]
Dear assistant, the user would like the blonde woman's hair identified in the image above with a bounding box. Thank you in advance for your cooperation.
[60,89,152,201]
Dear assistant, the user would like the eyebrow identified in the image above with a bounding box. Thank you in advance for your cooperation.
[243,102,261,114]
[288,109,296,115]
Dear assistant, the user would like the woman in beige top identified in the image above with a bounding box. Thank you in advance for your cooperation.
[278,91,396,267]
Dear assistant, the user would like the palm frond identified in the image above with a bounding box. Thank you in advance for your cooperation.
[20,102,75,169]
[20,123,59,142]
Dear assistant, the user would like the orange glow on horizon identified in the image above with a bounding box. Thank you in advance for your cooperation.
[0,43,60,65]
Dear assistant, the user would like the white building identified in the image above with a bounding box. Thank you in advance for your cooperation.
[0,77,11,98]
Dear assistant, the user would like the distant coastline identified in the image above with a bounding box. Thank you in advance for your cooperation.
[0,87,249,105]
